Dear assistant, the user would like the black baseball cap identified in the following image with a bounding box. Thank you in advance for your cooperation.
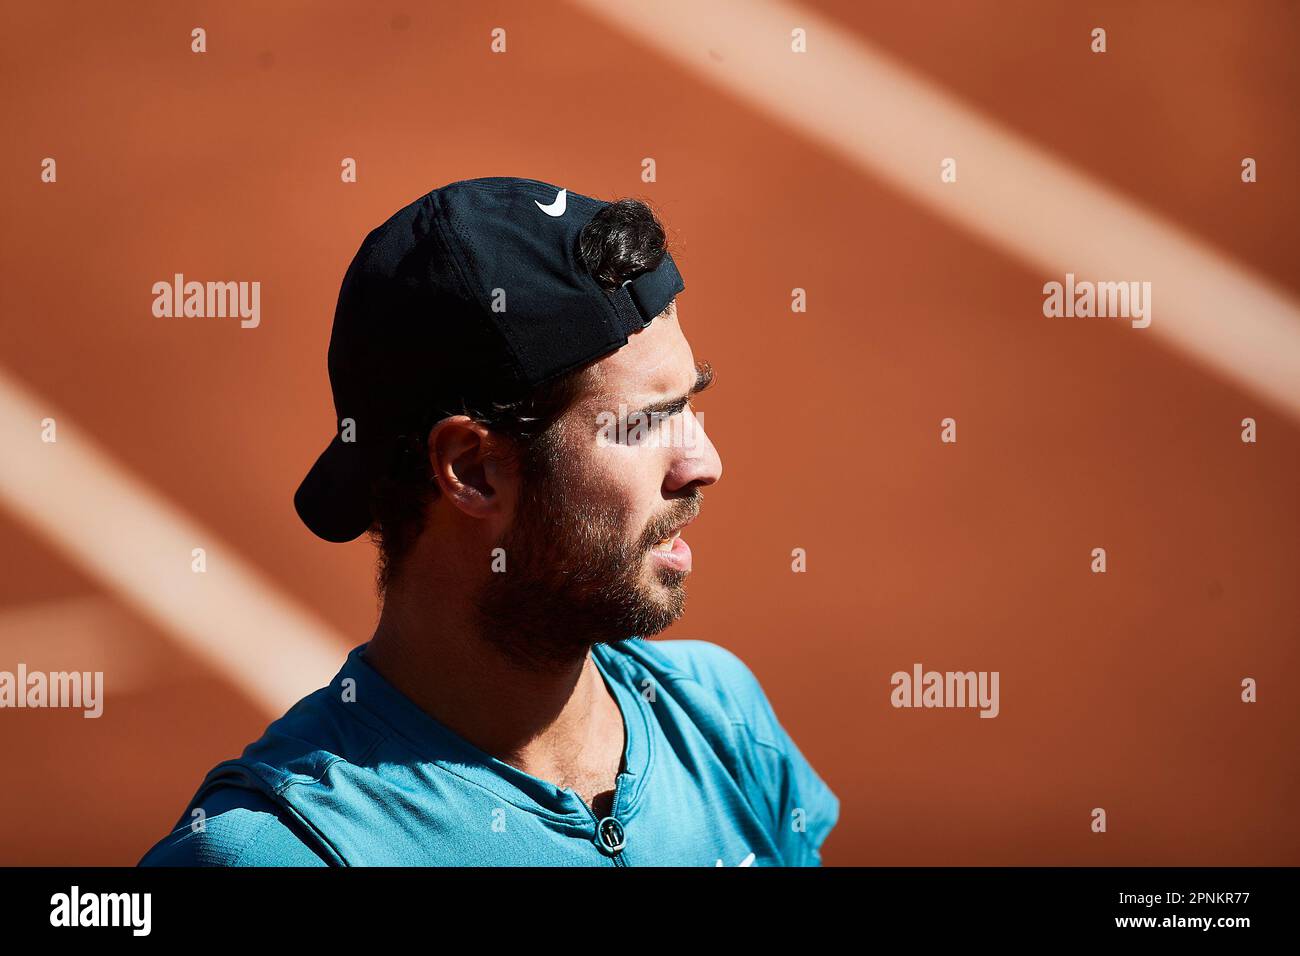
[293,177,685,543]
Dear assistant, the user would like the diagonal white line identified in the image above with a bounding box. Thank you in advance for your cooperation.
[571,0,1300,420]
[0,370,348,715]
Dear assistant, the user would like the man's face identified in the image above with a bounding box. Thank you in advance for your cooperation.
[479,305,723,669]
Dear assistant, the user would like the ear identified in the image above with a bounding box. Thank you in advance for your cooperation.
[426,416,515,519]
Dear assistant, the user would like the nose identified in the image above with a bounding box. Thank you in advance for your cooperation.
[663,408,722,493]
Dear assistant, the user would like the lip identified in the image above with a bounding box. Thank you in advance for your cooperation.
[648,533,692,573]
[647,515,696,573]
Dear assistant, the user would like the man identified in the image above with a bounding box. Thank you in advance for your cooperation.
[139,177,838,866]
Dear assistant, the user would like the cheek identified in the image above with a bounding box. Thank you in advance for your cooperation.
[581,440,667,537]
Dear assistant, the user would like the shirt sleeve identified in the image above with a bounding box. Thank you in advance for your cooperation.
[138,785,330,867]
[678,641,841,866]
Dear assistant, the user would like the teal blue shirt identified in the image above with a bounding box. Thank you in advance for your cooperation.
[139,638,838,866]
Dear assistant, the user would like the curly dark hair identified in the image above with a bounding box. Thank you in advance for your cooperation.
[367,196,676,597]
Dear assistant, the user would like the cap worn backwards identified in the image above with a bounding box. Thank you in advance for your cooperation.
[293,176,685,543]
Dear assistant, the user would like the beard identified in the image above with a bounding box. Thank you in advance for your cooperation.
[477,446,702,672]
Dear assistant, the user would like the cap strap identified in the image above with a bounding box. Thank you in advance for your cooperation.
[608,254,685,336]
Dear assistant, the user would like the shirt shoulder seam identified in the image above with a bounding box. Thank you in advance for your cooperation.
[729,717,783,755]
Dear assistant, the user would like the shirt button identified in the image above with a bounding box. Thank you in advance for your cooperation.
[595,816,626,855]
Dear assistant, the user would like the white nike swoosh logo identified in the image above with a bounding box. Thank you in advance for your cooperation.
[715,852,756,867]
[534,188,567,217]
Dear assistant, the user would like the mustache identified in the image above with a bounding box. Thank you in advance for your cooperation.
[638,492,703,551]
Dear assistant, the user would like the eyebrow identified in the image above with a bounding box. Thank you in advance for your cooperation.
[625,360,714,422]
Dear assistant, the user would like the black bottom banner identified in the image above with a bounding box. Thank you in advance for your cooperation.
[0,866,1289,941]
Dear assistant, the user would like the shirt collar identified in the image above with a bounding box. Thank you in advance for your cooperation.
[330,640,652,822]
